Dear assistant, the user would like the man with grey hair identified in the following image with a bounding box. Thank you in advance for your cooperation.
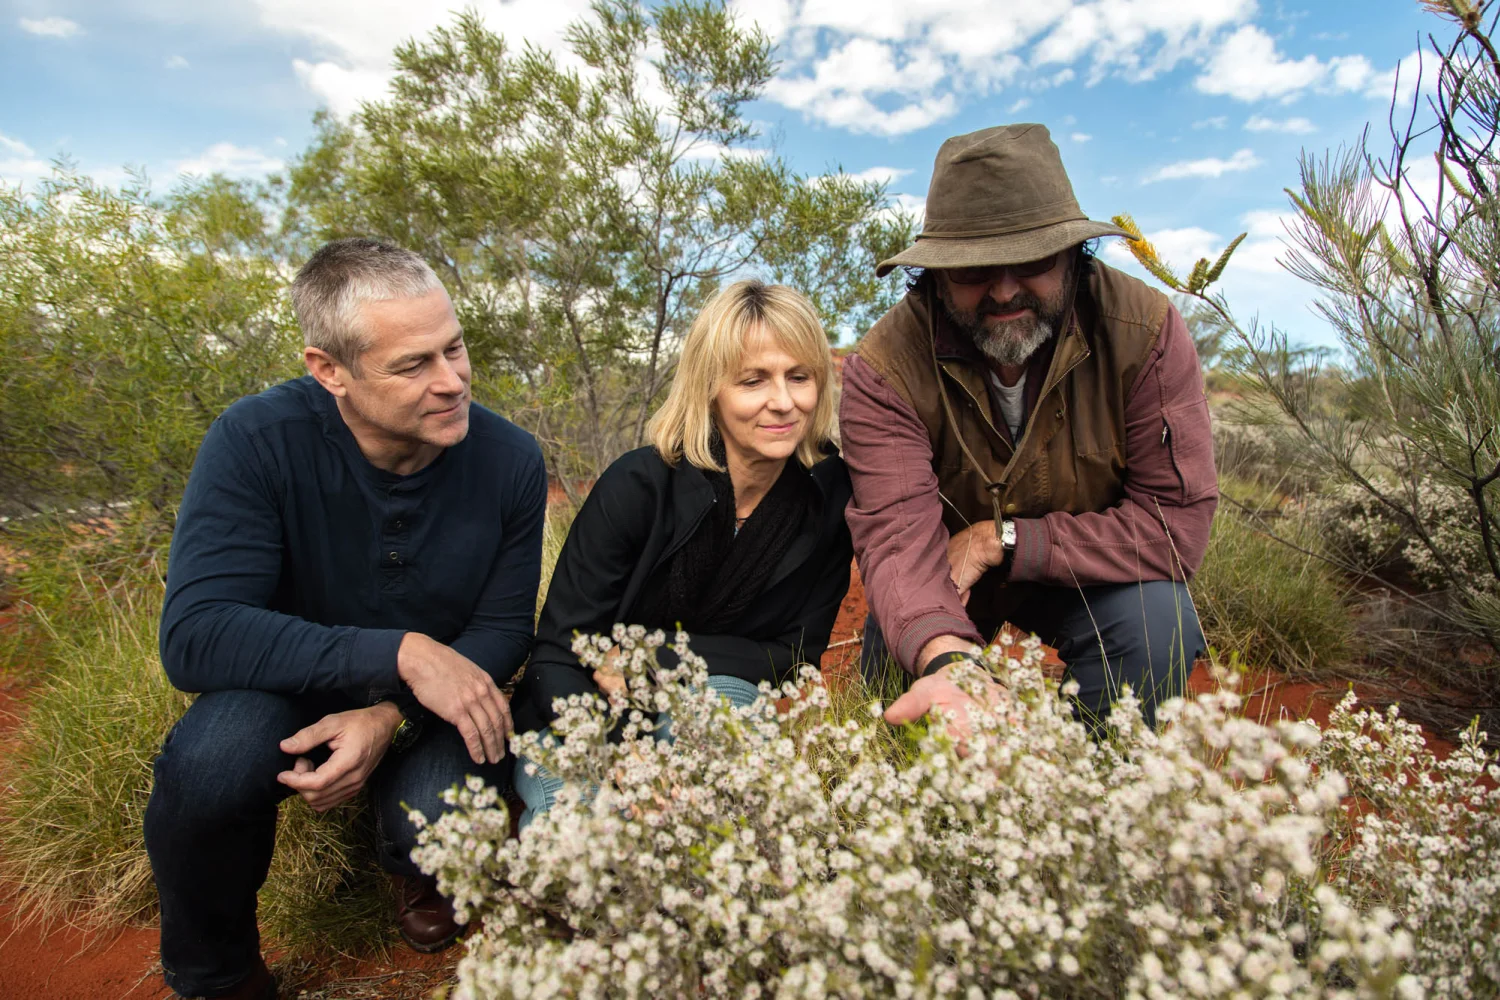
[144,238,546,999]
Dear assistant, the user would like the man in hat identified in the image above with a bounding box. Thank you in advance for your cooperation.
[842,123,1217,737]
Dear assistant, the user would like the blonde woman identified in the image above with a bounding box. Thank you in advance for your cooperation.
[512,280,853,827]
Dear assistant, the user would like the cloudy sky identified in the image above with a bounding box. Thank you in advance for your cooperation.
[2,0,1440,347]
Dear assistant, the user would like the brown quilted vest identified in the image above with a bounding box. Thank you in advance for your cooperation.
[854,261,1169,614]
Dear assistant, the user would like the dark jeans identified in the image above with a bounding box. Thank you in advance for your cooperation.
[143,689,511,998]
[861,580,1204,731]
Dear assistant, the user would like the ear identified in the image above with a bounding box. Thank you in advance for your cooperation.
[304,347,349,397]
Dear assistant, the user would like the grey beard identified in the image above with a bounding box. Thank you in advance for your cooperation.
[973,317,1054,367]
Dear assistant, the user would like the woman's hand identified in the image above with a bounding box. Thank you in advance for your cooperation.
[593,646,626,697]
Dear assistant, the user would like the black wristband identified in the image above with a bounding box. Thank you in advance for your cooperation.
[920,650,973,677]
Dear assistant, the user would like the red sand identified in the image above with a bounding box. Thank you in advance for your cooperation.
[0,563,1464,998]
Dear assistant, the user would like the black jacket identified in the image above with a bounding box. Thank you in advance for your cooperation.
[514,446,854,733]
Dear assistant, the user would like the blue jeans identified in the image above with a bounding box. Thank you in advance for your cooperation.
[143,689,510,998]
[513,674,761,831]
[861,580,1204,731]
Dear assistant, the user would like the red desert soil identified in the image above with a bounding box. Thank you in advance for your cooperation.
[0,567,1464,998]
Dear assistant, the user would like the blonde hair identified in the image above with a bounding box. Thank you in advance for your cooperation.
[648,280,836,472]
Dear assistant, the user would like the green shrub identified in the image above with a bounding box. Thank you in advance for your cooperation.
[1191,505,1355,676]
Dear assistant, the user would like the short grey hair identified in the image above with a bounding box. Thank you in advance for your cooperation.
[290,238,443,371]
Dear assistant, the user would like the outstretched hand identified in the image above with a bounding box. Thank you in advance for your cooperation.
[397,632,513,764]
[276,703,401,812]
[885,665,1007,756]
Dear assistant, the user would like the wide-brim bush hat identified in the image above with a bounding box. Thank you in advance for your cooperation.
[876,123,1131,277]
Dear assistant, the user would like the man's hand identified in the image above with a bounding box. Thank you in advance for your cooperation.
[397,632,513,764]
[885,664,1007,756]
[276,703,401,812]
[946,520,1005,604]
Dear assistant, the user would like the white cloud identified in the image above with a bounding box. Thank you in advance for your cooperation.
[1193,116,1228,129]
[174,141,284,178]
[753,0,1257,137]
[0,134,34,157]
[1006,97,1032,114]
[0,132,52,190]
[765,37,963,137]
[1196,26,1423,104]
[19,16,81,37]
[165,54,190,70]
[1034,0,1253,83]
[1327,50,1428,102]
[1144,148,1261,183]
[1244,114,1316,134]
[844,166,912,186]
[1195,25,1323,101]
[291,58,398,118]
[1071,132,1092,143]
[252,0,592,116]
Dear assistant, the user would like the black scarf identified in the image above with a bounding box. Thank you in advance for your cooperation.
[636,447,814,635]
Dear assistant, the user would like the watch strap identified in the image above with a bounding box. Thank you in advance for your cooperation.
[921,649,974,677]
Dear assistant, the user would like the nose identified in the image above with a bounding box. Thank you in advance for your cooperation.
[767,377,794,412]
[988,270,1023,303]
[432,355,465,396]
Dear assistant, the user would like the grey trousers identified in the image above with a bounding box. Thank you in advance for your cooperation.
[860,580,1204,730]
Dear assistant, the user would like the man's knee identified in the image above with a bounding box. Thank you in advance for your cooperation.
[1031,581,1201,727]
[1104,581,1204,679]
[150,690,307,820]
[370,723,511,866]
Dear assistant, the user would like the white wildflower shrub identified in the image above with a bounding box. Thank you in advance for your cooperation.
[1309,696,1500,998]
[412,627,1496,999]
[1303,477,1498,597]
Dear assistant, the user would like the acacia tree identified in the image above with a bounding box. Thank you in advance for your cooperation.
[1117,0,1500,691]
[285,0,912,498]
[0,171,298,517]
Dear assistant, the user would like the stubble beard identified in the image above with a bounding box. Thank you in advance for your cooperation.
[937,269,1071,368]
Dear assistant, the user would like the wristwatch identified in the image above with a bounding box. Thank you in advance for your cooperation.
[390,711,422,752]
[1001,518,1017,552]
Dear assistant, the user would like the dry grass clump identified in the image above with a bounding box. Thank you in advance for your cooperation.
[1191,487,1356,677]
[0,550,394,957]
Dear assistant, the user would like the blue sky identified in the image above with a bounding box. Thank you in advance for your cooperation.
[1,0,1441,348]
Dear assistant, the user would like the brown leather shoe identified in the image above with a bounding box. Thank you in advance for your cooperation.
[394,874,465,954]
[195,955,276,999]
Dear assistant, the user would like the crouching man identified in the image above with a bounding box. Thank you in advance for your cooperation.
[843,124,1218,739]
[145,238,546,999]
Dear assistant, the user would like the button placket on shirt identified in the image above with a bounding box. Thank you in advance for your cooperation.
[380,490,417,592]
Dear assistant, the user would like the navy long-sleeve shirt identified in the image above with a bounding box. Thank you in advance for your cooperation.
[159,376,546,705]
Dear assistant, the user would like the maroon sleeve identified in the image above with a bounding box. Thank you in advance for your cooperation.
[840,354,983,674]
[1007,303,1218,586]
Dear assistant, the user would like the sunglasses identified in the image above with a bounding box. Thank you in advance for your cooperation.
[943,253,1061,286]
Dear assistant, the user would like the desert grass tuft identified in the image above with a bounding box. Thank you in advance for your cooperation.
[258,800,396,958]
[0,580,189,927]
[0,563,398,956]
[1191,502,1356,677]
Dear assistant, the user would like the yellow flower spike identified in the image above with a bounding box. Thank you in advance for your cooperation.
[1112,212,1184,291]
